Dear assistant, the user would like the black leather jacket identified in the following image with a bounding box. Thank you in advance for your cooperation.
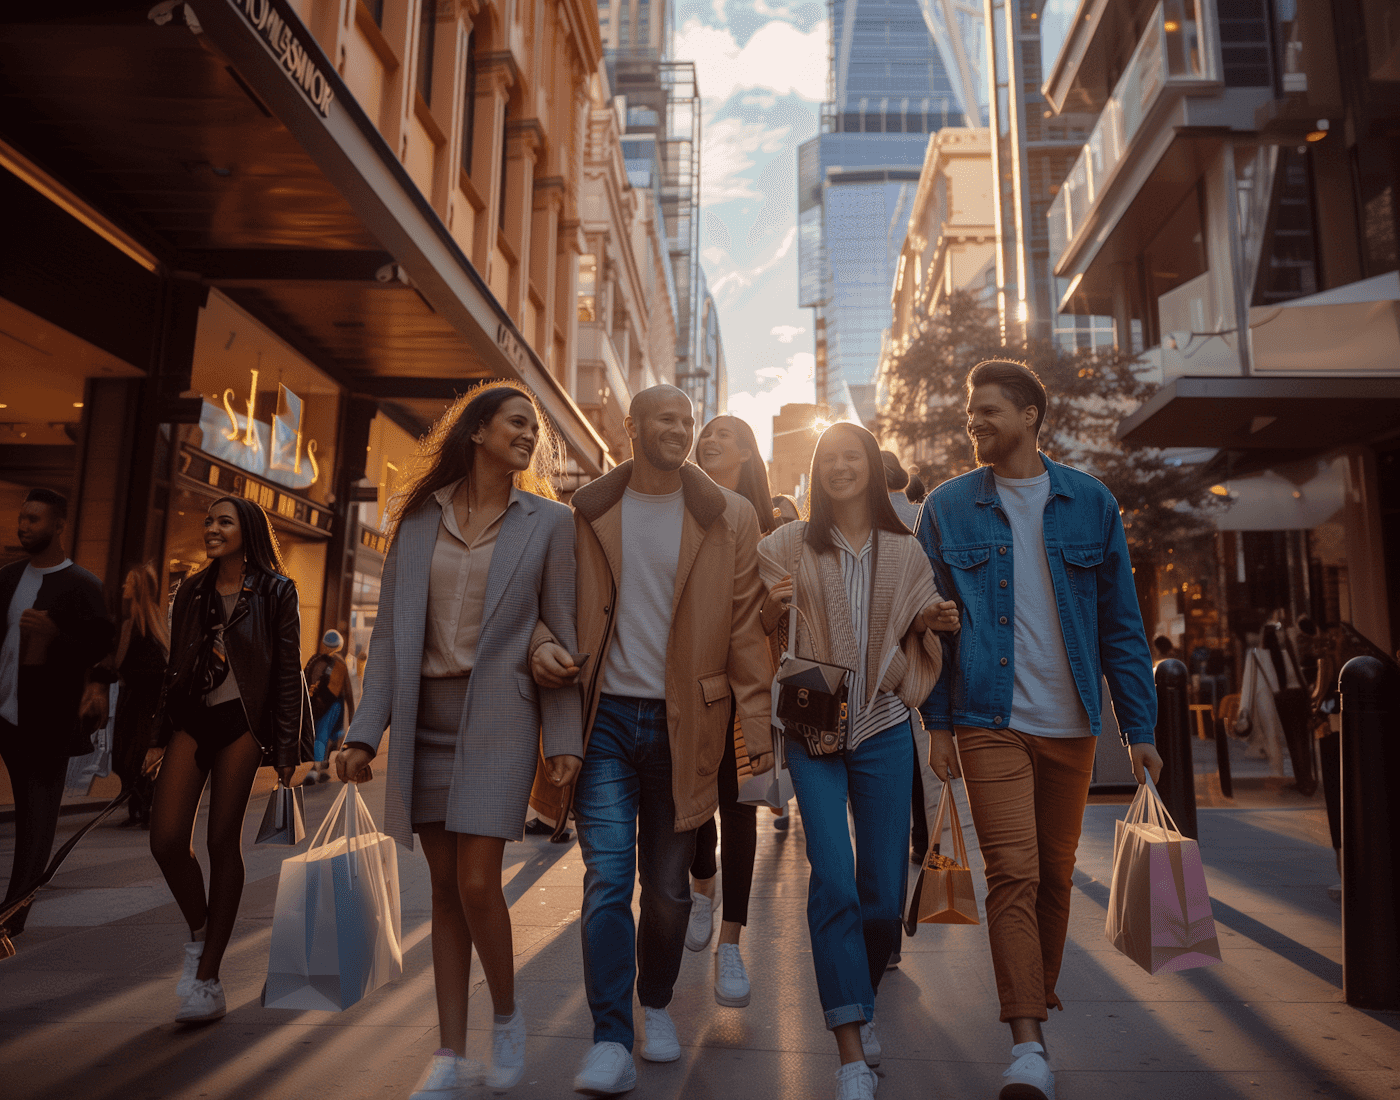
[157,566,312,769]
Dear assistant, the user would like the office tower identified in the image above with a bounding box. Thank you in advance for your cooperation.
[798,0,981,420]
[984,0,1110,347]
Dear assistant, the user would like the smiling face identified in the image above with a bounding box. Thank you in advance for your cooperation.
[203,501,244,563]
[474,394,539,474]
[966,383,1036,467]
[814,425,871,506]
[696,416,751,482]
[629,390,694,473]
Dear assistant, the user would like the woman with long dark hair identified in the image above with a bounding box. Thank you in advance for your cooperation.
[684,414,777,1008]
[110,564,168,826]
[148,496,309,1023]
[336,381,582,1096]
[757,422,957,1100]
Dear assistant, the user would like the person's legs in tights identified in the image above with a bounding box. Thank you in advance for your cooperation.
[418,822,473,1054]
[148,731,214,938]
[194,731,263,981]
[0,720,68,933]
[457,833,514,1016]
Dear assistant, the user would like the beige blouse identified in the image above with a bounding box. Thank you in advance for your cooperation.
[421,480,519,678]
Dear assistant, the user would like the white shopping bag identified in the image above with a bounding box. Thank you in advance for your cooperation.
[263,783,402,1011]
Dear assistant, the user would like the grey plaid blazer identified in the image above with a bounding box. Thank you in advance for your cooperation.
[346,491,582,848]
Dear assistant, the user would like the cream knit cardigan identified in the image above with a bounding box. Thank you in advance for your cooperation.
[757,521,946,725]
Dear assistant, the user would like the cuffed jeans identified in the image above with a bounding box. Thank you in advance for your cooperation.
[575,694,697,1050]
[955,727,1097,1021]
[787,720,912,1030]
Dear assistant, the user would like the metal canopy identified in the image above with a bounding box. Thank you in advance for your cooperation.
[0,2,609,471]
[1116,375,1400,451]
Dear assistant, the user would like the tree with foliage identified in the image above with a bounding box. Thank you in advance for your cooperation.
[876,290,1215,566]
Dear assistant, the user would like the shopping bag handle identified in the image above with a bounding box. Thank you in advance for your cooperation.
[925,779,971,868]
[306,783,351,852]
[1125,773,1177,835]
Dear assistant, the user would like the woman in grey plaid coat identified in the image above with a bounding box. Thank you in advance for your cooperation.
[337,383,583,1096]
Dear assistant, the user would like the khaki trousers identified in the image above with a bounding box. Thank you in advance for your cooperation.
[955,726,1098,1022]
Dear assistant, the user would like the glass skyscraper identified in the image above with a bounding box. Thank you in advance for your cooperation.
[799,0,980,420]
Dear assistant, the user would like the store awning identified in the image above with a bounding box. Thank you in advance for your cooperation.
[1116,375,1400,451]
[0,1,610,474]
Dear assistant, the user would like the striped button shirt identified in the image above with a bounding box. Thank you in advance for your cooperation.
[831,528,912,748]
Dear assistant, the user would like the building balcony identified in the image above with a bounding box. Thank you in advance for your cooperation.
[575,322,633,450]
[1047,3,1221,288]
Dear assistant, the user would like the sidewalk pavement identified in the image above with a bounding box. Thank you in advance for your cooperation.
[1,739,1397,1100]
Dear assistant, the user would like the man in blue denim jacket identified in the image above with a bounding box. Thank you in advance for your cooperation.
[915,360,1162,1100]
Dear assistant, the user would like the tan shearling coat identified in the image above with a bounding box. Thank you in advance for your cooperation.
[528,461,774,832]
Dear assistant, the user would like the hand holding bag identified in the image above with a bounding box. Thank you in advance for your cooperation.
[904,778,979,931]
[263,782,403,1010]
[737,721,795,808]
[255,780,306,845]
[1105,774,1222,974]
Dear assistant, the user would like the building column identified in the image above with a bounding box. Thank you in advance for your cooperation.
[320,395,378,637]
[557,216,584,398]
[471,56,515,275]
[531,177,565,370]
[504,119,542,321]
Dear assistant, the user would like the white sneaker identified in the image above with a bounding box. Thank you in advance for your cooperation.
[573,1041,637,1096]
[176,940,203,998]
[409,1049,484,1099]
[1000,1042,1055,1100]
[860,1021,881,1067]
[685,891,713,951]
[640,1005,681,1062]
[485,1007,526,1089]
[714,943,751,1007]
[835,1060,878,1100]
[175,977,226,1022]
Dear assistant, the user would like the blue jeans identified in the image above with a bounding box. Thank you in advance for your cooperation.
[574,694,697,1050]
[787,720,913,1029]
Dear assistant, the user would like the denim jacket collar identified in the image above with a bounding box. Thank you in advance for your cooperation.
[973,452,1078,508]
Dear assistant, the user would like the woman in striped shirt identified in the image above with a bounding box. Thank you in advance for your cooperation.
[757,421,958,1100]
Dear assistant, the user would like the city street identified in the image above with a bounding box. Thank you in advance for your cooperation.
[3,741,1396,1100]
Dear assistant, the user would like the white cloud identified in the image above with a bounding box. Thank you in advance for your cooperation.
[675,18,829,105]
[770,324,805,343]
[726,352,816,458]
[710,226,797,299]
[702,245,727,265]
[703,117,791,203]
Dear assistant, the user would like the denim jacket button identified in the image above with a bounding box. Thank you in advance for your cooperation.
[998,546,1006,554]
[999,615,1008,624]
[999,579,1008,588]
[993,716,1003,726]
[1000,657,1008,666]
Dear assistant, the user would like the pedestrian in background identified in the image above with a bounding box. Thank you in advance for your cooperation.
[147,495,309,1024]
[686,413,778,1010]
[767,491,802,833]
[758,422,957,1100]
[530,385,773,1096]
[337,382,583,1094]
[109,564,168,826]
[905,468,927,506]
[881,449,921,530]
[772,494,801,526]
[0,488,113,941]
[917,360,1162,1100]
[302,629,354,786]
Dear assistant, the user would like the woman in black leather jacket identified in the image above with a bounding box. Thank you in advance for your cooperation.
[146,495,310,1023]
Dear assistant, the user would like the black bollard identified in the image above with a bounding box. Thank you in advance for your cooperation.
[1153,658,1196,839]
[1339,655,1400,1011]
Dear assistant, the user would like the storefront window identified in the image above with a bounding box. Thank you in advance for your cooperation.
[578,253,597,322]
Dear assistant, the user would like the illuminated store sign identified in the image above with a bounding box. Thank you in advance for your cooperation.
[199,368,320,491]
[234,0,336,117]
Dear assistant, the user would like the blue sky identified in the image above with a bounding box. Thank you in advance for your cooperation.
[675,0,830,456]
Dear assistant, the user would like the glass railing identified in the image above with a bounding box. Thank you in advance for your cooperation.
[1047,0,1214,271]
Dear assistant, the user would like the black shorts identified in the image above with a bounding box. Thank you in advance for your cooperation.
[191,699,251,771]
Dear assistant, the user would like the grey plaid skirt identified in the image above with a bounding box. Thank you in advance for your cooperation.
[411,674,470,829]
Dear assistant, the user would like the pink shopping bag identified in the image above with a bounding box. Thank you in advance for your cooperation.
[1105,775,1222,975]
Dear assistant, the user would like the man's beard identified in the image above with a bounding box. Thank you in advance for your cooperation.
[19,531,52,554]
[971,431,1009,466]
[639,432,687,472]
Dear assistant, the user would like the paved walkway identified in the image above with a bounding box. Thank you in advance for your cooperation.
[2,742,1397,1100]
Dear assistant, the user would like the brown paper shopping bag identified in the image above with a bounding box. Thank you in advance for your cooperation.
[1105,775,1222,974]
[904,781,979,932]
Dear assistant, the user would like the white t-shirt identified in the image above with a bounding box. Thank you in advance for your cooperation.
[0,559,74,726]
[600,486,686,699]
[995,473,1091,738]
